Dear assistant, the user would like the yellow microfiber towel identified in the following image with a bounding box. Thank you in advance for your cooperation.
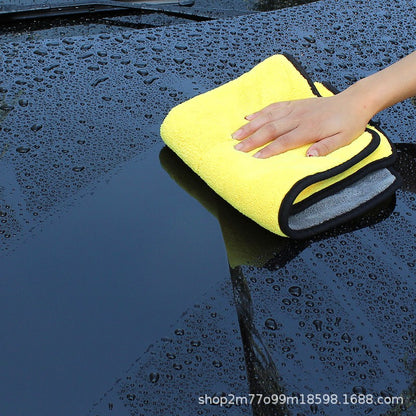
[160,54,400,238]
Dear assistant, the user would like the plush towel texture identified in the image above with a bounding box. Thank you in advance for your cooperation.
[160,54,400,238]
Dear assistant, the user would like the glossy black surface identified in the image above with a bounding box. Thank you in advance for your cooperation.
[1,0,415,415]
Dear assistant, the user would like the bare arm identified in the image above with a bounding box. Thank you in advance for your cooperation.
[232,51,416,158]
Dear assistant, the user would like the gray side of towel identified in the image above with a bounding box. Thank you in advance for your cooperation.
[288,168,395,231]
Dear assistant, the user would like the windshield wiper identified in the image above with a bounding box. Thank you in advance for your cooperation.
[0,0,207,22]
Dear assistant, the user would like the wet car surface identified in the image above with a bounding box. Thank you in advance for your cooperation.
[0,0,416,415]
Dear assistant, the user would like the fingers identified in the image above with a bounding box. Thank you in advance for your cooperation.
[232,113,272,140]
[228,92,369,159]
[306,132,352,157]
[234,120,299,153]
[231,97,359,159]
[244,111,259,121]
[232,102,291,140]
[253,131,356,159]
[252,128,309,158]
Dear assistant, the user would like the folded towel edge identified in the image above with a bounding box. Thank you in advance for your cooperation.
[279,152,401,239]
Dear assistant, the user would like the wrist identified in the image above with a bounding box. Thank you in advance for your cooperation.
[340,51,416,117]
[340,77,382,121]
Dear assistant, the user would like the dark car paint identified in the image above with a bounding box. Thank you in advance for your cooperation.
[0,0,416,415]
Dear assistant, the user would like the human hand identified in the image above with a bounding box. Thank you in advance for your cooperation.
[232,91,374,158]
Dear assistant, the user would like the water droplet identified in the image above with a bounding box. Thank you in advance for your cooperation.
[352,386,367,394]
[304,36,316,43]
[149,372,159,383]
[265,318,278,330]
[313,320,323,331]
[143,77,159,85]
[31,124,42,132]
[0,104,14,112]
[91,77,109,87]
[289,286,302,297]
[16,147,30,153]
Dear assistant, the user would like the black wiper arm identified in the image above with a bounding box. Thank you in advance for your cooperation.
[0,0,202,22]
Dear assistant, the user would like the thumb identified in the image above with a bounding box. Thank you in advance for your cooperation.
[306,133,350,157]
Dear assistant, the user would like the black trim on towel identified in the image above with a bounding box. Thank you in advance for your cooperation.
[291,127,398,215]
[280,161,400,239]
[291,155,395,215]
[290,128,382,215]
[278,131,394,239]
[284,170,400,240]
[282,53,322,97]
[276,58,399,239]
[319,80,340,94]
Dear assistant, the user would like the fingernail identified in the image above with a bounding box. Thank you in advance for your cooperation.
[234,142,244,151]
[232,129,243,140]
[307,149,318,157]
[244,114,254,120]
[253,151,263,158]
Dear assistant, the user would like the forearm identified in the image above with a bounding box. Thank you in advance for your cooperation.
[341,50,416,118]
